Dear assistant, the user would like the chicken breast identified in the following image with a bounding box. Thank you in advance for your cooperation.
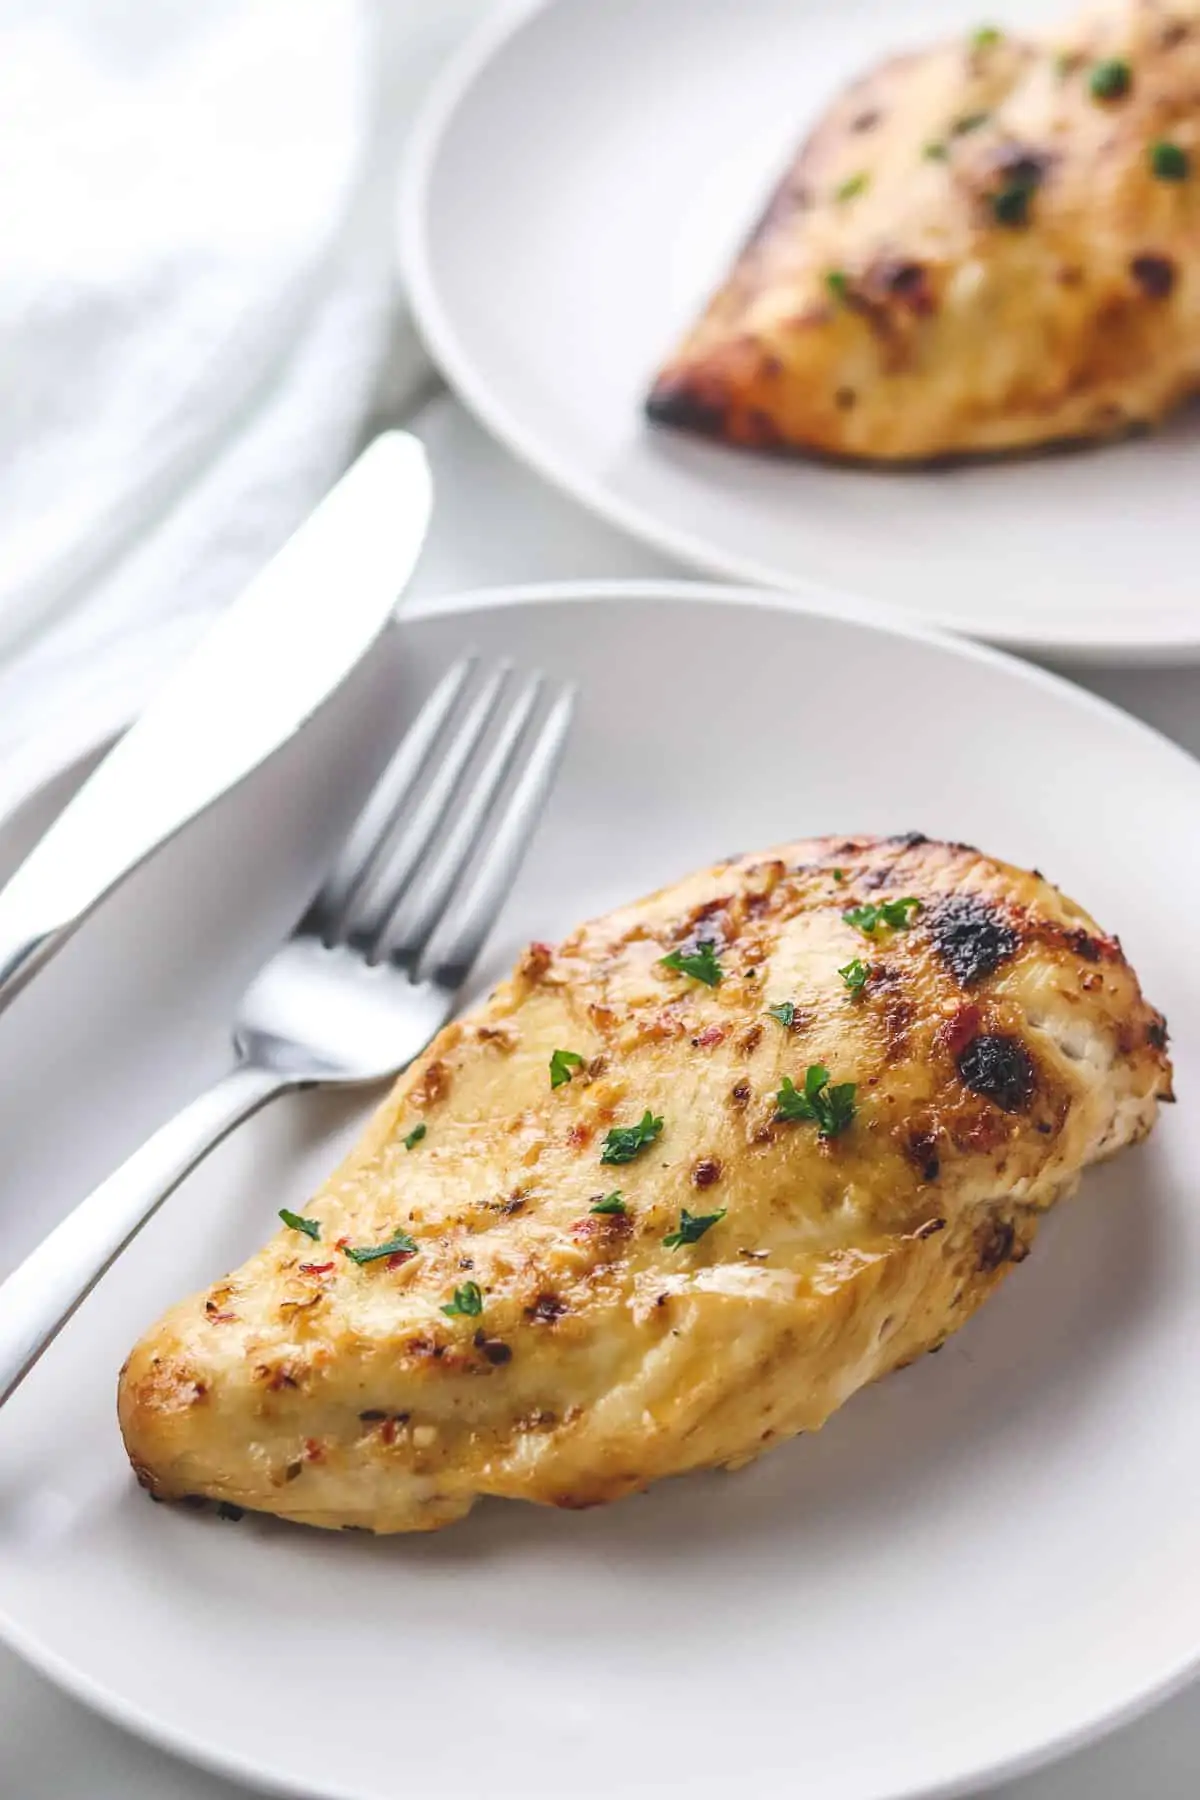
[119,834,1171,1533]
[647,0,1200,462]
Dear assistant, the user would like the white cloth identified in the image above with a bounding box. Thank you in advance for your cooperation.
[0,0,488,747]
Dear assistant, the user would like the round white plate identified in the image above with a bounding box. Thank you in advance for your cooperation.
[1,582,1199,1800]
[400,0,1200,664]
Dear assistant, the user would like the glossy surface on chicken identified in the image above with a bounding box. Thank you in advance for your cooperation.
[647,0,1200,461]
[119,835,1171,1532]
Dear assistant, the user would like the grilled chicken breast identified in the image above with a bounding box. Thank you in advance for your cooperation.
[119,835,1171,1533]
[647,0,1200,462]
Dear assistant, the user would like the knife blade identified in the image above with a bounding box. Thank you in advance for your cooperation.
[0,429,432,1012]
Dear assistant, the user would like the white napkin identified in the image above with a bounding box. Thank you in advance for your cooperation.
[0,0,488,748]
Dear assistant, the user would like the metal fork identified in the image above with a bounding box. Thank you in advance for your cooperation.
[0,657,573,1404]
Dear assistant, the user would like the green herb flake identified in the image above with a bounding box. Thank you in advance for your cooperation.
[843,896,922,936]
[663,1207,727,1250]
[775,1064,858,1139]
[825,268,850,302]
[590,1191,627,1215]
[832,868,848,882]
[441,1281,483,1318]
[766,1001,797,1028]
[971,25,1003,49]
[342,1230,419,1266]
[600,1110,665,1165]
[549,1048,586,1089]
[403,1123,427,1151]
[952,110,991,135]
[923,140,949,161]
[990,181,1035,227]
[1150,139,1191,181]
[835,171,870,202]
[839,957,872,998]
[660,939,723,987]
[279,1208,320,1241]
[1089,57,1131,100]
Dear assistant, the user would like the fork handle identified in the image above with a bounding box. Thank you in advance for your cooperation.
[0,1062,292,1407]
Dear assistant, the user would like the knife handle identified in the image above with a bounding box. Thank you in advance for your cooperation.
[0,1061,291,1407]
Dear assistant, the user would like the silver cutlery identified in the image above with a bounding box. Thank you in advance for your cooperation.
[0,430,432,1015]
[0,656,574,1404]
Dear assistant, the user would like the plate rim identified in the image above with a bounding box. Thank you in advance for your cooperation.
[396,0,1200,667]
[3,575,1200,1800]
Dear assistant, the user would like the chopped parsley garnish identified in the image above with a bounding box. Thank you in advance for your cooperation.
[839,957,871,997]
[775,1064,858,1139]
[990,180,1035,227]
[832,868,848,882]
[279,1209,320,1241]
[836,172,869,202]
[825,269,850,302]
[342,1231,419,1266]
[590,1191,627,1215]
[971,25,1002,49]
[600,1110,664,1165]
[843,896,922,935]
[660,940,723,987]
[952,110,991,135]
[1089,58,1131,100]
[403,1123,426,1151]
[1150,140,1191,181]
[663,1207,727,1250]
[766,1001,796,1028]
[550,1048,586,1089]
[923,140,949,161]
[441,1281,483,1318]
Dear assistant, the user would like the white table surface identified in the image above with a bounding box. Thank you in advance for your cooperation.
[3,391,1199,1798]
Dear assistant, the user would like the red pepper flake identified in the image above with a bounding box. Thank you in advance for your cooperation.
[694,1024,727,1049]
[298,1260,335,1276]
[936,1003,982,1058]
[303,1438,324,1463]
[387,1250,416,1270]
[519,940,554,983]
[334,1235,350,1250]
[566,1121,594,1150]
[380,1419,398,1446]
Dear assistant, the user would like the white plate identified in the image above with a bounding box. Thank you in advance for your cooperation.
[400,0,1200,664]
[1,582,1199,1800]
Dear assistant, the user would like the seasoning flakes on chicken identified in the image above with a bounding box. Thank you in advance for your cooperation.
[647,1,1200,462]
[118,835,1171,1533]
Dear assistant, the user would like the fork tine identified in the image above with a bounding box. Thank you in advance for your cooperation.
[394,683,574,989]
[370,674,544,966]
[344,659,513,951]
[311,655,476,943]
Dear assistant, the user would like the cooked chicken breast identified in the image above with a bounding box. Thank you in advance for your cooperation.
[647,0,1200,462]
[119,835,1171,1533]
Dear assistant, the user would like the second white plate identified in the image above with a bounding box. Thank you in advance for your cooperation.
[400,0,1200,663]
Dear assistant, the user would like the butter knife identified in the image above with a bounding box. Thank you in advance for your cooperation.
[0,431,432,1014]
